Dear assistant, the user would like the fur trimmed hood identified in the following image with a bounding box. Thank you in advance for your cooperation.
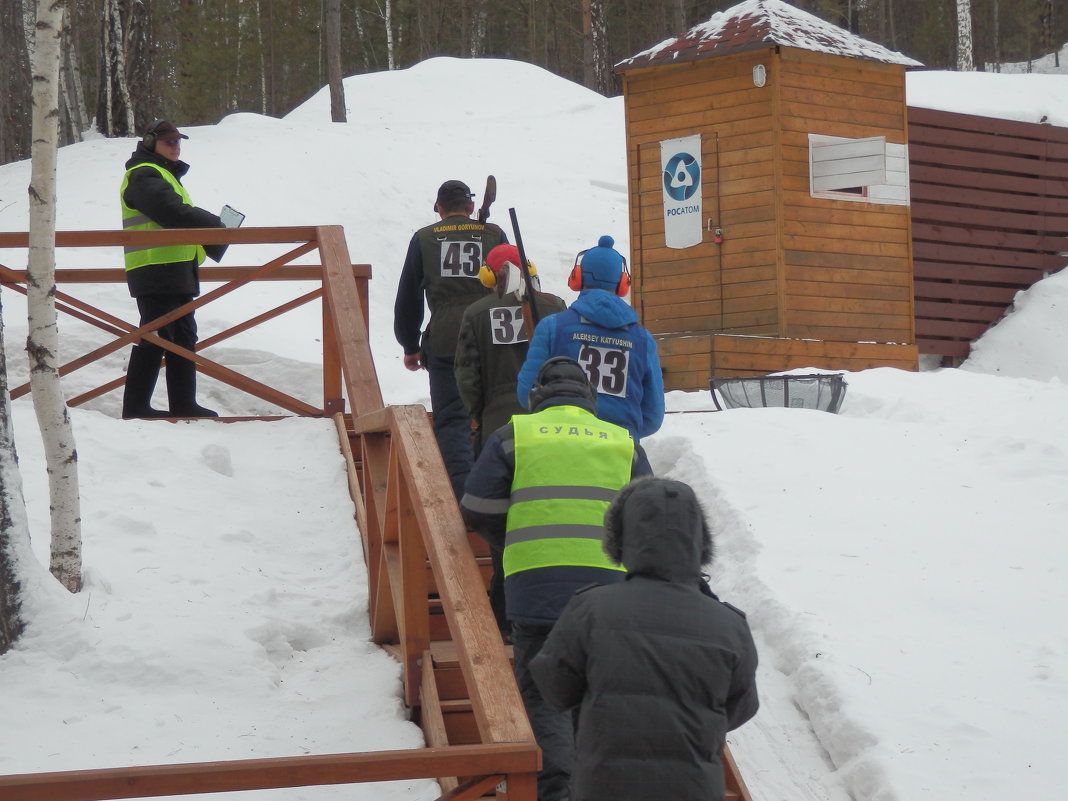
[603,477,712,581]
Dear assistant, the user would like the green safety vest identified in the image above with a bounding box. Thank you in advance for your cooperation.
[119,163,206,271]
[504,404,633,578]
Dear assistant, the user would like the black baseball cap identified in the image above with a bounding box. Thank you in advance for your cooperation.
[149,120,188,140]
[436,180,474,206]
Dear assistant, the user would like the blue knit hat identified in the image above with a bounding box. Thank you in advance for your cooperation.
[580,235,625,290]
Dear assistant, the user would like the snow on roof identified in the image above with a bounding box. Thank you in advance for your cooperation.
[616,0,922,71]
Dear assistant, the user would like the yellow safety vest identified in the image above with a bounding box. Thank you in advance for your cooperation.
[119,163,205,271]
[504,404,633,578]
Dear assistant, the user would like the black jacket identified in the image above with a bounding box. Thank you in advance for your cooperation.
[454,288,566,449]
[121,143,224,297]
[530,477,759,801]
[392,216,506,358]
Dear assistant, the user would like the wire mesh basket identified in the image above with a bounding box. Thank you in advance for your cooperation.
[710,373,848,413]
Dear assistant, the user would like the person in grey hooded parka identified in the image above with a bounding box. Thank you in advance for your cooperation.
[529,477,759,801]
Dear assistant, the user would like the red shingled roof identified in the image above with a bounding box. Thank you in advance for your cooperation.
[616,0,921,72]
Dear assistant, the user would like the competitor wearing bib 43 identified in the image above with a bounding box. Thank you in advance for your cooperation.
[394,180,507,500]
[516,235,664,441]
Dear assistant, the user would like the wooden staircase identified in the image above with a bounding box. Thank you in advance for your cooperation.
[373,518,755,801]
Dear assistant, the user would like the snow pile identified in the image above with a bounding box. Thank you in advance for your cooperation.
[908,70,1068,126]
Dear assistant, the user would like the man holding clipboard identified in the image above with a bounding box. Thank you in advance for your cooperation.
[119,119,240,419]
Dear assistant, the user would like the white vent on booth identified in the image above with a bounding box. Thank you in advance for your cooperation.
[809,134,910,206]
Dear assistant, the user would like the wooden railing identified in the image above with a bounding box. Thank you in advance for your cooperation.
[0,227,369,415]
[0,226,539,800]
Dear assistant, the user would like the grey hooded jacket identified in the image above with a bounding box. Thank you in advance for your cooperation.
[530,477,759,801]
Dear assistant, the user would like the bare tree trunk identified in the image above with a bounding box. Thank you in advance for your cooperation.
[671,0,685,34]
[59,16,90,143]
[1043,0,1056,67]
[385,0,396,70]
[352,1,371,70]
[326,0,347,122]
[992,0,1000,71]
[469,0,487,57]
[257,0,267,114]
[956,0,973,71]
[583,0,610,95]
[582,0,592,89]
[887,0,896,50]
[0,295,31,653]
[97,0,137,136]
[0,0,33,164]
[28,0,82,594]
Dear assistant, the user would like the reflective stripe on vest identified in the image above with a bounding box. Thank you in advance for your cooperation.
[503,405,633,577]
[119,163,205,271]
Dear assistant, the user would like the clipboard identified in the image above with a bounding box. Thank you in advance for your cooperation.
[220,204,245,228]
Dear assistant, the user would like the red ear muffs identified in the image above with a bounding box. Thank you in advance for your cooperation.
[569,251,631,296]
[568,264,583,291]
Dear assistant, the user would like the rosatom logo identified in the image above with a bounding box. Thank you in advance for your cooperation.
[663,152,701,202]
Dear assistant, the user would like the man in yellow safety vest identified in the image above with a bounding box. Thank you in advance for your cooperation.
[119,119,226,419]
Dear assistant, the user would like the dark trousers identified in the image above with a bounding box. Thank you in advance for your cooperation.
[122,294,198,415]
[425,351,474,502]
[512,622,575,801]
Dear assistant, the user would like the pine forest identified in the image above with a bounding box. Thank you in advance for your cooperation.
[0,0,1064,166]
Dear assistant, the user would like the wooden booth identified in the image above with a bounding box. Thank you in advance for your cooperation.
[616,0,923,390]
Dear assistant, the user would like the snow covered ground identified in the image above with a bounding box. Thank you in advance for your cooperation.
[1,57,1067,801]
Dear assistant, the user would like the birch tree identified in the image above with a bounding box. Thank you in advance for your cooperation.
[384,0,396,70]
[59,17,90,143]
[583,0,611,95]
[956,0,974,70]
[0,300,32,653]
[28,0,82,594]
[97,0,136,136]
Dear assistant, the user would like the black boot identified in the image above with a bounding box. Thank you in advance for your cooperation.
[122,345,170,419]
[165,354,219,418]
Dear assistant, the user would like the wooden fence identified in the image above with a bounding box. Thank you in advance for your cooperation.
[908,106,1068,360]
[0,226,540,801]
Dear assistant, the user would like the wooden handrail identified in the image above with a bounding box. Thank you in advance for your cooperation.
[0,743,538,801]
[0,228,365,416]
[0,225,540,800]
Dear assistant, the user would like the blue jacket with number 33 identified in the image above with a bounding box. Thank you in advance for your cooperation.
[517,288,665,441]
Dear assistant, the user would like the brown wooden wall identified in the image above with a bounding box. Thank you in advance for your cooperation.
[623,50,780,339]
[777,48,915,346]
[659,333,919,388]
[908,106,1068,359]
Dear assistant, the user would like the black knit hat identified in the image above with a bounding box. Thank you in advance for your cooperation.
[528,356,596,411]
